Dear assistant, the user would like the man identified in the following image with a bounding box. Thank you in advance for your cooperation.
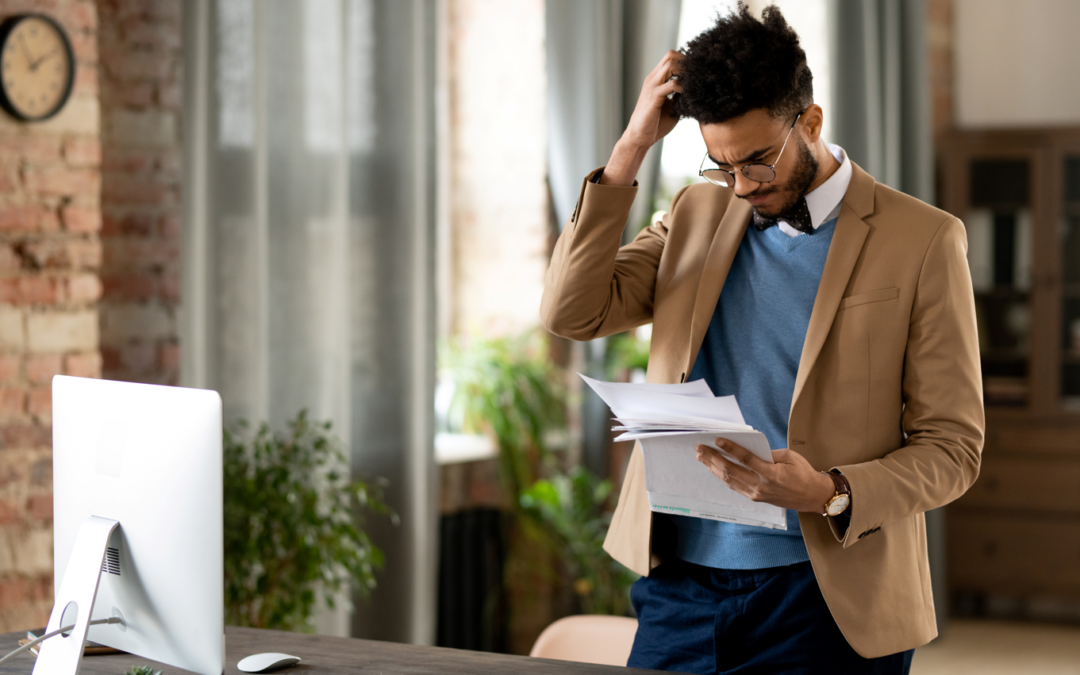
[540,4,983,674]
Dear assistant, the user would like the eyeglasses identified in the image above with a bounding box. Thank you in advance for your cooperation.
[698,109,806,188]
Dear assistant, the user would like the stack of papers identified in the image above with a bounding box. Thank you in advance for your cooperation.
[581,375,786,530]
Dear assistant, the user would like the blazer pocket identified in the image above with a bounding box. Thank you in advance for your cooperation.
[838,286,900,310]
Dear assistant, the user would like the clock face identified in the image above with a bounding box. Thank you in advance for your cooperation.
[0,14,75,121]
[826,493,850,517]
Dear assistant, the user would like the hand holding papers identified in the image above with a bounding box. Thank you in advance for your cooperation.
[581,375,786,530]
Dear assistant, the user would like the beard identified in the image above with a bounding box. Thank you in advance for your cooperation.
[745,137,819,219]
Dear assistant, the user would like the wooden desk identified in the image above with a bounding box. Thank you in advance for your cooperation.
[0,626,661,674]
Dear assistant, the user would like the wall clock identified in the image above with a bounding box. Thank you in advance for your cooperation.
[0,14,75,122]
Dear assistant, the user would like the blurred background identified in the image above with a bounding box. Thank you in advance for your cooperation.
[0,0,1077,672]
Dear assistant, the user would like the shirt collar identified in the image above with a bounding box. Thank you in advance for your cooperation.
[777,143,852,237]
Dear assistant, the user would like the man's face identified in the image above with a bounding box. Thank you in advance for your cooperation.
[699,108,818,219]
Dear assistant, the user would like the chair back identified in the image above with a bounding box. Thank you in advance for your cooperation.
[529,615,638,667]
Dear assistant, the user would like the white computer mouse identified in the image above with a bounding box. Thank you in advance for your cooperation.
[237,652,301,673]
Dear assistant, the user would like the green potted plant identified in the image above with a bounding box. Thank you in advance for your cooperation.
[441,332,567,500]
[223,410,394,631]
[520,467,639,616]
[441,331,638,649]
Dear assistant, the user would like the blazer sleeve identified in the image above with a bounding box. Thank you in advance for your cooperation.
[831,216,985,547]
[540,169,679,340]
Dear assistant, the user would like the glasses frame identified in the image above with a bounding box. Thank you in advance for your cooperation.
[698,108,807,188]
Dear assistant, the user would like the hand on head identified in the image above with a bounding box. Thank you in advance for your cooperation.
[622,50,684,152]
[600,51,683,186]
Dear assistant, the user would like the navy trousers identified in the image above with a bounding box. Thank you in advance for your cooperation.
[627,559,914,674]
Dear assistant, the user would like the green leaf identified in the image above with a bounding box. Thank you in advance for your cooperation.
[223,410,395,631]
[441,331,637,616]
[519,466,639,616]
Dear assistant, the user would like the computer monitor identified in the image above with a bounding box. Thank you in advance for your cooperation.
[43,376,224,675]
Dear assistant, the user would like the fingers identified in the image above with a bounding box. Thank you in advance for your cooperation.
[697,445,757,487]
[697,443,825,511]
[622,50,684,152]
[714,438,769,472]
[697,446,763,501]
[646,50,684,88]
[648,49,683,78]
[698,440,776,503]
[650,79,683,106]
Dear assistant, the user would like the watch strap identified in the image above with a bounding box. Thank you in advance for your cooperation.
[826,470,850,497]
[820,470,851,516]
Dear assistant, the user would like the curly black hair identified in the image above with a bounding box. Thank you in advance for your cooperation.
[671,2,813,124]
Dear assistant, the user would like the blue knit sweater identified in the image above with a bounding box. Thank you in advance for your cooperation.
[671,217,838,570]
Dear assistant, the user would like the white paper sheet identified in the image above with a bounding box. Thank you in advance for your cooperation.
[580,374,747,426]
[580,375,715,400]
[580,374,786,530]
[637,431,786,529]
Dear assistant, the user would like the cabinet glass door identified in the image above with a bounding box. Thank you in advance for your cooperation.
[1063,156,1080,409]
[966,158,1033,407]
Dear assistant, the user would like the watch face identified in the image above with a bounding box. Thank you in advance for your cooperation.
[0,15,75,121]
[826,494,850,517]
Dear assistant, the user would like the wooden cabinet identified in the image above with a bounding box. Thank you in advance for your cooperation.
[941,129,1080,614]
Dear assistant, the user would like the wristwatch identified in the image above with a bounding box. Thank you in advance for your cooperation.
[820,470,851,517]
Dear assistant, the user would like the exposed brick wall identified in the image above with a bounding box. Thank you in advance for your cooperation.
[96,0,181,385]
[0,0,182,632]
[0,0,102,631]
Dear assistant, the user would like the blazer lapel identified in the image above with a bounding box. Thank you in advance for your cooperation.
[685,197,752,377]
[790,162,876,413]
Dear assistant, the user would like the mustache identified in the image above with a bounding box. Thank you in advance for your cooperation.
[737,187,778,200]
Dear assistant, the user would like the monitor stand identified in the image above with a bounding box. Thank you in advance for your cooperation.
[34,516,120,675]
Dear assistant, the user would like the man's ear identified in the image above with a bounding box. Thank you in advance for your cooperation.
[800,104,825,143]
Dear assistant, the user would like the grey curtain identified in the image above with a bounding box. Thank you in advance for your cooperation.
[828,0,944,633]
[828,0,932,202]
[182,0,438,645]
[546,0,681,476]
[546,0,683,236]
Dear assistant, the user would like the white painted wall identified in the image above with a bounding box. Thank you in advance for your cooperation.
[955,0,1080,128]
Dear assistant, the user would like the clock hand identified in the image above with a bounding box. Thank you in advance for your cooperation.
[18,33,36,68]
[29,49,58,72]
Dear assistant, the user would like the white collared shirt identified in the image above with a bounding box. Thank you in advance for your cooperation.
[776,143,851,238]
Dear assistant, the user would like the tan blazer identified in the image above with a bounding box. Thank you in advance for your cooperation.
[540,162,984,659]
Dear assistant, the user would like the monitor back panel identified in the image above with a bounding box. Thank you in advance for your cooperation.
[52,376,224,675]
